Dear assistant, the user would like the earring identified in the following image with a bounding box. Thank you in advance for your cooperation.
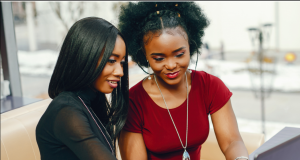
[147,60,152,80]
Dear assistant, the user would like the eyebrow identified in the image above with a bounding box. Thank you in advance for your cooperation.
[111,53,126,59]
[150,47,186,56]
[111,53,119,57]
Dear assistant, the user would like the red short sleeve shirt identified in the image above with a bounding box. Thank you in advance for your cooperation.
[123,70,232,160]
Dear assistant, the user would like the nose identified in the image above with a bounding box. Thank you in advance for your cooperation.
[165,58,177,70]
[113,63,124,77]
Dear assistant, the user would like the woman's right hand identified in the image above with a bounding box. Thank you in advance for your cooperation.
[119,130,147,160]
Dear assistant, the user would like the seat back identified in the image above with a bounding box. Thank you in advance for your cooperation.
[1,97,264,160]
[1,99,51,160]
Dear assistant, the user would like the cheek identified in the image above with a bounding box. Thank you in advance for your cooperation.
[93,72,106,88]
[150,62,164,72]
[93,76,102,89]
[101,65,113,77]
[93,65,112,89]
[180,54,190,67]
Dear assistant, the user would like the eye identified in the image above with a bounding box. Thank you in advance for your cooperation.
[153,57,164,61]
[175,52,185,57]
[121,61,126,65]
[108,59,116,64]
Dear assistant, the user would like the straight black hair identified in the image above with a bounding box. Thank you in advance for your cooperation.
[48,17,129,151]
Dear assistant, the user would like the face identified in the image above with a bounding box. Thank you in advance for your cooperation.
[144,28,190,86]
[93,35,126,94]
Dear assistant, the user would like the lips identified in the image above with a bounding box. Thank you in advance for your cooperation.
[165,71,180,79]
[107,80,119,88]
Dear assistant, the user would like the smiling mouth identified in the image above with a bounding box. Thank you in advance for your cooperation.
[107,80,119,88]
[165,71,180,79]
[108,81,117,84]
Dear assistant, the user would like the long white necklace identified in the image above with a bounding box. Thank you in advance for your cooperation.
[153,72,190,160]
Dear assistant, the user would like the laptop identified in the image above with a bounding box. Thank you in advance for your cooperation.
[250,127,300,160]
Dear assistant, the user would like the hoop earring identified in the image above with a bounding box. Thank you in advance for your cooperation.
[147,60,152,80]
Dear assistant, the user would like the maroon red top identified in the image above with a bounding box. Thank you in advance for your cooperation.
[123,70,232,160]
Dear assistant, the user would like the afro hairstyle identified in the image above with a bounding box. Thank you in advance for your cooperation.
[118,2,210,69]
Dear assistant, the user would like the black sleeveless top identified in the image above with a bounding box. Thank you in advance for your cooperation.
[36,87,116,160]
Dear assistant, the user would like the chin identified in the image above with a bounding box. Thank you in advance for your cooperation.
[97,87,114,94]
[163,76,183,86]
[103,91,113,94]
[104,89,114,94]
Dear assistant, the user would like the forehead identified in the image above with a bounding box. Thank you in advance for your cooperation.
[143,27,188,44]
[143,28,189,54]
[111,35,126,57]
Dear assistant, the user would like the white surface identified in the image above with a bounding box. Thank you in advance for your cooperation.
[18,50,58,76]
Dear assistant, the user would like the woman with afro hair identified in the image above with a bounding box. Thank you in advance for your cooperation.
[118,2,249,160]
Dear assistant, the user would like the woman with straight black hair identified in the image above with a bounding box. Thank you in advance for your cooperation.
[36,17,128,160]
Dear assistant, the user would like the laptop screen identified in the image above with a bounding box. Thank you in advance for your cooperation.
[254,134,300,160]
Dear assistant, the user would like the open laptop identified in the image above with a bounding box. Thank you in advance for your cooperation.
[250,127,300,160]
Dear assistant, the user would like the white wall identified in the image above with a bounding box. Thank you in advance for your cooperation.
[278,1,300,51]
[196,1,300,52]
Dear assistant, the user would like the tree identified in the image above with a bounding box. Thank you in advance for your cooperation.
[49,2,84,32]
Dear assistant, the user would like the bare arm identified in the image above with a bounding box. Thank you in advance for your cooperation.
[119,130,147,160]
[211,99,249,160]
